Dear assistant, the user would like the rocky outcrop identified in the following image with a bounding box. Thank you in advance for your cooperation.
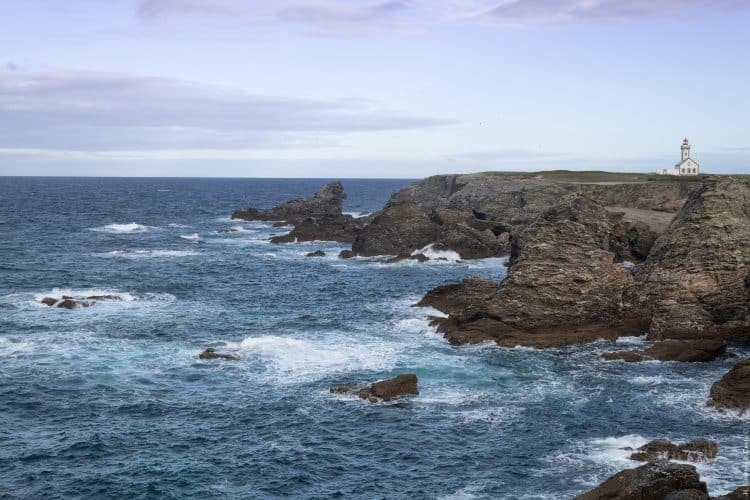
[232,182,368,243]
[574,461,708,500]
[627,439,718,463]
[385,253,429,264]
[349,202,510,260]
[305,250,326,257]
[708,358,750,413]
[330,374,419,402]
[602,340,727,363]
[414,276,498,315]
[41,294,122,309]
[198,348,239,361]
[425,195,640,347]
[624,178,750,342]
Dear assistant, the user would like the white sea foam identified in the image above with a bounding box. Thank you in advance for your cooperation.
[97,249,201,259]
[412,244,462,262]
[180,233,201,241]
[343,211,370,219]
[0,337,34,357]
[14,288,176,311]
[233,334,397,384]
[91,222,153,234]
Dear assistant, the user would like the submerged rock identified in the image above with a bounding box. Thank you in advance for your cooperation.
[330,374,419,402]
[305,250,326,257]
[574,461,708,500]
[41,295,117,309]
[708,358,750,413]
[602,340,727,363]
[628,439,718,463]
[198,348,239,361]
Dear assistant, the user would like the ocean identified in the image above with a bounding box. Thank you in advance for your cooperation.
[0,177,746,499]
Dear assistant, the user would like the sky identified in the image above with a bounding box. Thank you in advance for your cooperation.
[1,0,749,177]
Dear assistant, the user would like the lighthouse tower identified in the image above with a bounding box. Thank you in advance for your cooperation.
[681,138,690,162]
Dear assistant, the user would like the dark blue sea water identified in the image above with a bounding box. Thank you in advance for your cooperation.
[0,177,747,499]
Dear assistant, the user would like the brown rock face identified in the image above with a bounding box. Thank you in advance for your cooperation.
[626,178,750,341]
[602,340,727,363]
[329,374,419,402]
[429,195,639,348]
[708,358,750,412]
[628,439,718,463]
[198,348,239,361]
[574,461,708,500]
[415,276,498,315]
[232,182,368,244]
[350,201,510,260]
[714,486,750,500]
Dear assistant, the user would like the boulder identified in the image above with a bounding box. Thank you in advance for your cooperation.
[708,358,750,412]
[574,461,708,500]
[329,374,419,402]
[432,194,639,348]
[602,340,727,363]
[628,439,718,462]
[305,250,326,257]
[338,249,357,259]
[41,297,57,306]
[714,486,750,499]
[198,348,239,361]
[385,253,429,264]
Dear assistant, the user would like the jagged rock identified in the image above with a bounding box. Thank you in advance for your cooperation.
[329,374,418,402]
[385,253,429,264]
[625,178,750,342]
[415,276,498,315]
[198,348,239,361]
[708,358,750,412]
[232,182,367,244]
[305,250,326,257]
[574,461,708,500]
[352,202,441,256]
[232,181,346,222]
[431,194,639,348]
[714,486,750,499]
[602,340,727,363]
[338,250,357,259]
[628,439,718,462]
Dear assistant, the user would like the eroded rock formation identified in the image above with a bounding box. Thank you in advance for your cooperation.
[627,439,718,463]
[602,340,727,363]
[708,358,750,413]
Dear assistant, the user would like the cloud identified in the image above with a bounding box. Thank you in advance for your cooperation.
[0,69,453,151]
[480,0,750,25]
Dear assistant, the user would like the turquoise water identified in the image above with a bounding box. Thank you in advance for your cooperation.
[0,177,746,499]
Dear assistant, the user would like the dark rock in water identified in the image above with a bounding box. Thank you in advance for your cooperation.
[232,182,370,244]
[41,297,57,306]
[415,276,498,315]
[602,340,727,363]
[714,486,750,499]
[430,194,638,348]
[57,299,80,309]
[628,439,718,462]
[624,178,750,342]
[574,461,708,500]
[198,348,239,361]
[232,181,346,222]
[329,383,360,394]
[306,250,326,257]
[385,253,429,264]
[339,250,357,259]
[330,374,419,402]
[708,358,750,412]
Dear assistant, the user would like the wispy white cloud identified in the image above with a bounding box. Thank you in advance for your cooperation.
[0,69,454,151]
[132,0,750,32]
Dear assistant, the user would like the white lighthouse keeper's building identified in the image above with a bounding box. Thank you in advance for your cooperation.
[657,138,700,176]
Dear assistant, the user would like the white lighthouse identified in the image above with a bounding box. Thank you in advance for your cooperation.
[656,138,700,176]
